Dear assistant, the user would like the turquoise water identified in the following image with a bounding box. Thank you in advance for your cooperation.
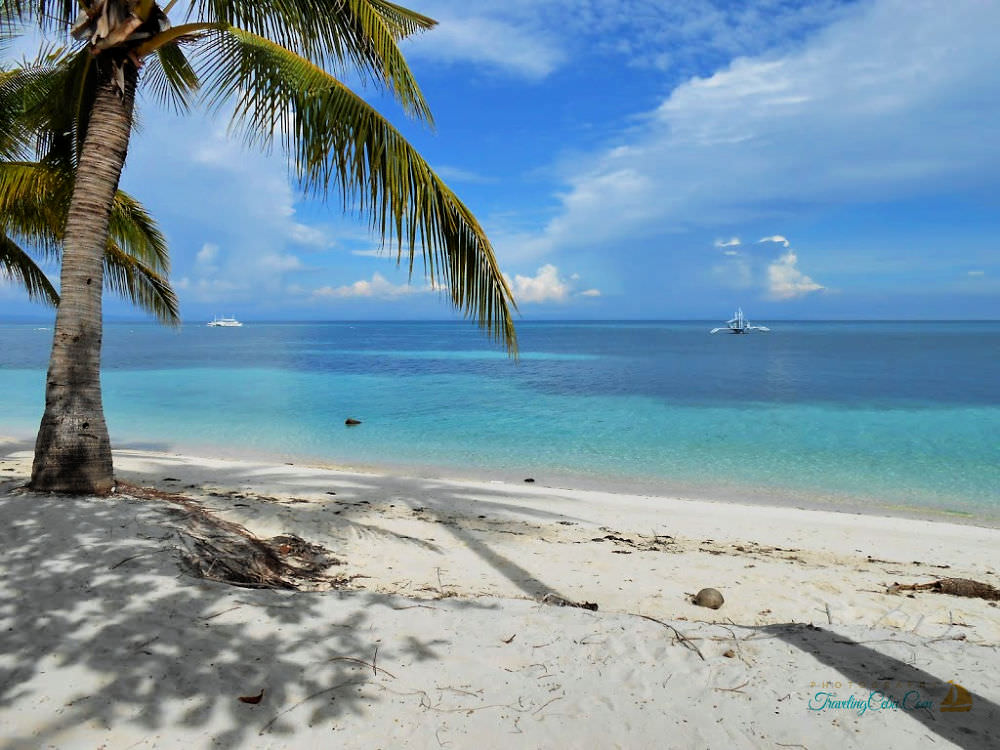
[1,321,998,521]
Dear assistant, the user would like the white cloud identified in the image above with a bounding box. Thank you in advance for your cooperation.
[516,0,1000,252]
[312,272,437,300]
[351,249,388,258]
[289,223,331,248]
[403,14,563,78]
[195,243,218,265]
[505,264,569,304]
[758,235,790,248]
[714,237,741,248]
[580,288,601,297]
[723,250,740,256]
[407,1,852,77]
[967,270,985,277]
[766,250,824,300]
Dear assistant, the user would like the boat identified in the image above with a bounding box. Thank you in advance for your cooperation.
[710,307,769,334]
[207,315,243,327]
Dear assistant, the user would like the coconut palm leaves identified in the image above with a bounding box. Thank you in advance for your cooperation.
[0,57,179,323]
[196,28,513,342]
[3,0,516,348]
[0,159,180,323]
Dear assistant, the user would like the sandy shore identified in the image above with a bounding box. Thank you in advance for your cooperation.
[1,439,998,748]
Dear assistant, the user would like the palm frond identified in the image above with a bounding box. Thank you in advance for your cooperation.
[0,159,66,253]
[142,41,200,113]
[103,242,180,324]
[1,0,77,35]
[109,189,169,272]
[194,27,516,351]
[0,229,59,305]
[0,48,96,170]
[187,0,433,122]
[366,0,436,40]
[0,160,176,322]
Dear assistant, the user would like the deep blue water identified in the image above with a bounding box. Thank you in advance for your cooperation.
[2,320,998,521]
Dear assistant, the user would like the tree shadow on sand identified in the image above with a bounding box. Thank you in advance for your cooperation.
[113,452,589,605]
[0,478,482,748]
[763,623,998,750]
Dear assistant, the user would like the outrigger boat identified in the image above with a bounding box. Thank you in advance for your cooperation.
[710,307,769,334]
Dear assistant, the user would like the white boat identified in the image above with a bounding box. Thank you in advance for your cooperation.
[710,307,769,334]
[207,315,243,327]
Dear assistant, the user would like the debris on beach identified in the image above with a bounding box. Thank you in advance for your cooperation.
[887,578,1000,601]
[539,593,599,611]
[116,482,343,590]
[692,588,725,609]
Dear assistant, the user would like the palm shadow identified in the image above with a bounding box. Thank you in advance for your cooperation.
[764,623,999,750]
[0,481,453,748]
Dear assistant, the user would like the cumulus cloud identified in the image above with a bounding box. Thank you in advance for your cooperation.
[766,251,824,300]
[312,273,437,300]
[506,264,569,303]
[503,265,599,303]
[714,237,741,248]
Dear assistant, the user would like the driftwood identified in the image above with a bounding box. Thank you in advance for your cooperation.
[117,481,342,590]
[888,578,1000,601]
[538,593,599,611]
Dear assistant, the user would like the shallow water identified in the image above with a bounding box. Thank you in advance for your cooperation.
[2,320,998,520]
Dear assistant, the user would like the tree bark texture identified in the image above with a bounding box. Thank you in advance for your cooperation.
[30,60,137,495]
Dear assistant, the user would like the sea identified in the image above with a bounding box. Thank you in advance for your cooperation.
[1,320,998,523]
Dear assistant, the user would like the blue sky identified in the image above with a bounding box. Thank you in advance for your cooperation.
[2,0,999,322]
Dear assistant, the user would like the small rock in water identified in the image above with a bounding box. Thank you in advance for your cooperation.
[693,588,725,609]
[345,418,362,426]
[524,478,535,483]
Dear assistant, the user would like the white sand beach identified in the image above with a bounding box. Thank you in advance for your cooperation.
[1,438,998,749]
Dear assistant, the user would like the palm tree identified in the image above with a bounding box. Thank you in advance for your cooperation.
[2,0,517,495]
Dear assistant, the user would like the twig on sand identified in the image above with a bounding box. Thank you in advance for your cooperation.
[715,680,749,693]
[391,604,440,611]
[634,614,705,661]
[533,696,564,716]
[109,548,172,569]
[776,744,809,750]
[329,655,397,680]
[259,679,364,735]
[202,605,243,621]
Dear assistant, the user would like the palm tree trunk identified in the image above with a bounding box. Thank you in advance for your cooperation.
[30,60,138,495]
